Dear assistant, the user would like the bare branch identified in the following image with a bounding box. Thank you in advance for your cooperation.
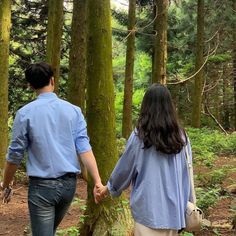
[203,105,229,135]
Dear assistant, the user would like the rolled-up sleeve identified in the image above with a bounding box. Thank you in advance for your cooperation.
[75,109,92,154]
[6,111,29,166]
[107,132,137,197]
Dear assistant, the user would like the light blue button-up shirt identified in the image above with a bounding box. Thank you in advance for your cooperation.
[7,92,91,178]
[107,131,192,230]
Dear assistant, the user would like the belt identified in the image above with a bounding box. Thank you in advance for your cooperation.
[29,172,77,180]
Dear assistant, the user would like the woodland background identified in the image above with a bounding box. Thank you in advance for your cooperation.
[0,0,236,235]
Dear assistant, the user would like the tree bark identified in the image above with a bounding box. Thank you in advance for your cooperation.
[191,0,205,128]
[67,0,87,113]
[46,0,64,94]
[0,0,11,170]
[222,67,230,130]
[67,0,88,181]
[80,1,133,235]
[152,0,168,84]
[233,1,236,130]
[122,0,136,139]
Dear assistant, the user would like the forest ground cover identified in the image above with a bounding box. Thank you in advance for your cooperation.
[0,128,236,236]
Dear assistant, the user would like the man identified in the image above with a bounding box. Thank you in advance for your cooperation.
[0,62,102,236]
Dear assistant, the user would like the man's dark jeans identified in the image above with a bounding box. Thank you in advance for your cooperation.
[28,174,76,236]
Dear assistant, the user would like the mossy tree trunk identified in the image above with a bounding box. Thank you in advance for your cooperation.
[80,1,133,235]
[122,0,136,139]
[152,0,168,84]
[67,0,87,113]
[233,1,236,130]
[67,0,88,180]
[46,0,64,94]
[0,0,11,170]
[191,0,204,128]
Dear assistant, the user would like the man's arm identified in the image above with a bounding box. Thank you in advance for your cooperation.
[1,111,28,202]
[75,109,104,203]
[79,150,101,185]
[2,162,18,188]
[80,151,103,204]
[1,162,18,203]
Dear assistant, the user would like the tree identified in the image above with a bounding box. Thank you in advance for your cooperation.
[0,0,11,170]
[80,0,132,235]
[152,0,168,84]
[67,0,87,113]
[46,0,64,94]
[233,1,236,130]
[122,0,136,139]
[67,0,88,180]
[191,0,205,128]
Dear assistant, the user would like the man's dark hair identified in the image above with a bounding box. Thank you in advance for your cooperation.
[136,84,187,154]
[25,62,53,89]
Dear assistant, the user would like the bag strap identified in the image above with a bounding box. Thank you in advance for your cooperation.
[184,145,197,204]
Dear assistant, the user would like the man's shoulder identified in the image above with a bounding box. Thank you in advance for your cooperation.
[17,99,38,115]
[57,98,82,113]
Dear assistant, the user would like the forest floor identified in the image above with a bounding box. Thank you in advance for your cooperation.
[0,156,236,236]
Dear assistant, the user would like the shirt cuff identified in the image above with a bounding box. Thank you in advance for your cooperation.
[77,143,92,154]
[6,153,23,166]
[107,181,122,197]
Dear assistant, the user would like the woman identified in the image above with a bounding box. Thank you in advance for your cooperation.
[97,84,192,236]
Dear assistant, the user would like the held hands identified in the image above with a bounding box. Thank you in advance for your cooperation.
[93,183,109,204]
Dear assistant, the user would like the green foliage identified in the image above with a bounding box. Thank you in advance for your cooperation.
[187,128,236,164]
[196,187,221,212]
[72,197,86,206]
[117,138,126,156]
[208,53,232,63]
[180,232,194,236]
[56,226,80,236]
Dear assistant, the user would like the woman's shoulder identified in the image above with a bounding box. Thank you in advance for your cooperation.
[127,129,141,146]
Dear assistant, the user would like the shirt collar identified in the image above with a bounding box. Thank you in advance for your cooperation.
[37,92,57,99]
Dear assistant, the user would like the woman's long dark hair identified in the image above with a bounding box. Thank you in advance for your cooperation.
[136,84,186,154]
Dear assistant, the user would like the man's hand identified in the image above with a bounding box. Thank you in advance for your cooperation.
[94,184,109,203]
[0,182,13,204]
[93,182,104,204]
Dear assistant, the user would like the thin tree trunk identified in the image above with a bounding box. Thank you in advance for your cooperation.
[191,0,205,128]
[223,67,230,130]
[67,0,87,113]
[80,1,132,235]
[152,0,168,84]
[122,0,136,139]
[0,0,11,170]
[46,0,64,94]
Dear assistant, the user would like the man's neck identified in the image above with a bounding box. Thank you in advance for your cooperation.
[36,87,54,96]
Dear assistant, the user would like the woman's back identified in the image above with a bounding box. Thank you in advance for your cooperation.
[108,131,191,230]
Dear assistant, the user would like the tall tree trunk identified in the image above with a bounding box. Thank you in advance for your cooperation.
[152,0,168,84]
[67,0,88,181]
[191,0,205,128]
[0,0,11,170]
[67,0,87,113]
[80,1,132,235]
[233,1,236,130]
[122,0,136,139]
[46,0,64,94]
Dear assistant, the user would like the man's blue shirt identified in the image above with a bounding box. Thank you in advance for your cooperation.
[7,92,91,178]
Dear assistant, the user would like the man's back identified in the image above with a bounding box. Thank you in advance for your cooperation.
[7,92,91,178]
